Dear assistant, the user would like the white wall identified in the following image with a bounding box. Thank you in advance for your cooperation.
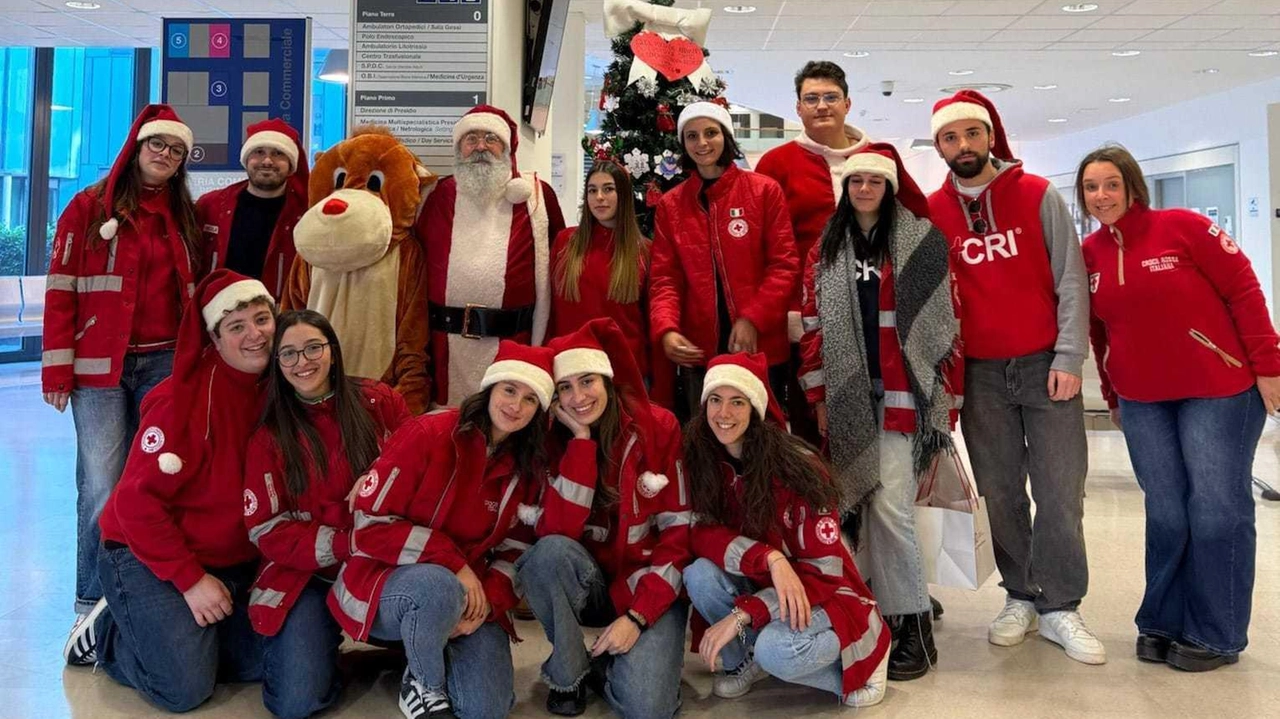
[490,1,552,177]
[550,12,587,218]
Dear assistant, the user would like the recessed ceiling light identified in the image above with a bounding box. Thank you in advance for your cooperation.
[65,1,100,8]
[1248,50,1278,57]
[949,69,975,76]
[1061,3,1099,12]
[1195,67,1220,74]
[940,82,1012,94]
[724,5,757,13]
[1112,50,1141,57]
[909,139,935,150]
[1048,118,1069,123]
[843,51,870,58]
[873,117,889,122]
[1008,133,1018,139]
[903,98,925,103]
[1108,97,1131,103]
[1033,83,1059,90]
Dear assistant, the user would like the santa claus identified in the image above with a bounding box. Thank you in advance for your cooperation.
[416,105,565,407]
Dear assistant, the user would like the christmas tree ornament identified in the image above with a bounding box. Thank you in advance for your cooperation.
[645,180,663,208]
[655,150,681,180]
[656,103,675,132]
[604,0,715,90]
[636,77,658,98]
[624,147,652,179]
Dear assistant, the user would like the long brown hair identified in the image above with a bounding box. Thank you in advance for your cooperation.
[555,162,649,304]
[1074,143,1150,221]
[457,385,549,482]
[88,143,203,274]
[685,410,840,539]
[552,376,624,511]
[260,310,381,504]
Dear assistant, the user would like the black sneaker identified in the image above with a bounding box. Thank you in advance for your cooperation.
[63,598,108,666]
[399,667,456,719]
[547,685,586,716]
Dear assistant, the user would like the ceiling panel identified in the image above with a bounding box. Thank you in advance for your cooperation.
[1166,15,1256,29]
[1003,15,1097,29]
[1059,28,1153,42]
[1117,0,1223,13]
[861,2,960,17]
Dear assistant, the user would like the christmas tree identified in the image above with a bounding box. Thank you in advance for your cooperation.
[586,0,727,236]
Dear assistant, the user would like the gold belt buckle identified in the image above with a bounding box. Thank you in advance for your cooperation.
[461,303,486,339]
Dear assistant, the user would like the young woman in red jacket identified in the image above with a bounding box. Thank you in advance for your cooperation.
[550,160,651,379]
[328,341,554,719]
[516,318,689,719]
[649,102,800,421]
[242,309,410,717]
[682,353,890,708]
[42,104,203,626]
[1077,144,1280,672]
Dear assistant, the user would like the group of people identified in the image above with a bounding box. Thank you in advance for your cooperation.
[42,57,1275,719]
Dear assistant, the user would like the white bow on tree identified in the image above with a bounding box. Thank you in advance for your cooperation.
[603,0,716,89]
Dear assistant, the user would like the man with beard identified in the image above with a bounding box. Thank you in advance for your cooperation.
[927,91,1102,666]
[416,105,565,407]
[197,119,309,299]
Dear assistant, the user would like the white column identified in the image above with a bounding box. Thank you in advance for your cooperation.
[550,12,587,216]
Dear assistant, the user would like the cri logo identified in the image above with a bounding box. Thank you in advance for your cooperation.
[960,228,1022,265]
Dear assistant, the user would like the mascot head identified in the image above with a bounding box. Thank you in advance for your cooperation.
[293,126,437,273]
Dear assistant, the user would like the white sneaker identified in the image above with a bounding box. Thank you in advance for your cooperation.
[988,598,1038,647]
[843,650,889,708]
[1039,611,1107,665]
[63,598,108,666]
[712,656,768,699]
[399,667,455,718]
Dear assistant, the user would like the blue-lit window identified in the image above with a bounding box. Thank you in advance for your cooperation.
[312,49,347,157]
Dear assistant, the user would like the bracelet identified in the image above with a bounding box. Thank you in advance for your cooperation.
[729,606,750,644]
[624,610,648,632]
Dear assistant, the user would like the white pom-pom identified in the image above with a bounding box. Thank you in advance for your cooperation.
[504,176,534,204]
[158,452,183,475]
[517,503,543,526]
[99,217,119,240]
[639,472,669,495]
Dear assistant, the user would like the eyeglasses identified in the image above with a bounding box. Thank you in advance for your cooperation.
[144,136,188,161]
[460,131,504,148]
[800,92,845,108]
[967,199,988,234]
[277,342,329,367]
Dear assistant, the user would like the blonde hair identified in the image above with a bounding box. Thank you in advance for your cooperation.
[555,162,649,304]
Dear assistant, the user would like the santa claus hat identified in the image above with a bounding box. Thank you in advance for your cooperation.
[98,104,194,241]
[839,142,931,219]
[452,104,534,204]
[480,340,556,410]
[930,89,1014,162]
[240,117,301,170]
[701,352,786,426]
[677,101,735,139]
[155,269,274,476]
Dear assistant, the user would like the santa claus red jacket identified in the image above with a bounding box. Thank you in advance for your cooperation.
[535,404,689,625]
[1085,203,1280,407]
[99,351,263,592]
[196,180,307,300]
[43,187,198,393]
[243,380,410,636]
[649,164,800,366]
[689,463,889,696]
[328,408,537,641]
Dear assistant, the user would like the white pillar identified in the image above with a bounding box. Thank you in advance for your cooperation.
[550,12,586,218]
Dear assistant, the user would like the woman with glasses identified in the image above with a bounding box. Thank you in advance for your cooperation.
[1076,144,1280,672]
[43,105,205,634]
[650,102,799,421]
[799,144,962,681]
[242,309,410,716]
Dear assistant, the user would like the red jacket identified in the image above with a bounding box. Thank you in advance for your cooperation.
[243,381,410,636]
[43,188,198,393]
[99,354,263,592]
[328,409,537,641]
[196,180,307,300]
[1084,204,1280,407]
[649,165,800,366]
[536,404,689,625]
[689,463,889,696]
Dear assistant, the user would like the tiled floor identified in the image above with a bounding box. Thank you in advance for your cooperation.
[1,360,1278,719]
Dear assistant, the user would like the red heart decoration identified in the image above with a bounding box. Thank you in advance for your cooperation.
[630,31,704,82]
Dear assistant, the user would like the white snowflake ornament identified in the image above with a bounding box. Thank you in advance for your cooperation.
[656,150,680,180]
[602,95,619,112]
[636,77,658,98]
[624,148,651,179]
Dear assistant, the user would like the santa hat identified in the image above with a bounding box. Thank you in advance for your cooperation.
[452,104,534,204]
[677,101,735,139]
[839,142,931,219]
[930,90,1014,162]
[480,340,556,410]
[155,269,274,476]
[98,104,194,241]
[240,118,301,171]
[701,352,786,426]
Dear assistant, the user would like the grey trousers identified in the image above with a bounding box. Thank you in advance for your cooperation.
[960,351,1089,613]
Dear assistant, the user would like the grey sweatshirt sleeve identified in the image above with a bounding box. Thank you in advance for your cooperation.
[1039,185,1089,376]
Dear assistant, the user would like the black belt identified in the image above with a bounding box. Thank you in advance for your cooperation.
[429,302,535,339]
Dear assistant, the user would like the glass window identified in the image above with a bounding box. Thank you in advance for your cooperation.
[0,48,34,356]
[312,49,347,157]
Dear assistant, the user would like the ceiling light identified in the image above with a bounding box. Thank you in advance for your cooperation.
[1112,50,1141,57]
[51,104,73,111]
[1061,3,1099,12]
[909,139,934,150]
[1247,50,1278,57]
[724,5,757,13]
[1033,83,1058,90]
[1195,67,1220,74]
[1108,97,1131,103]
[1048,118,1068,123]
[318,49,349,84]
[65,1,100,8]
[903,98,925,103]
[843,51,870,58]
[873,117,889,122]
[949,69,975,76]
[940,82,1012,94]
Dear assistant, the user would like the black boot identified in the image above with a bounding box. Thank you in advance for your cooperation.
[888,611,937,681]
[930,595,944,621]
[546,685,586,716]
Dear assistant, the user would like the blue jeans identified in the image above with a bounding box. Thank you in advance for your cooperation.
[369,563,514,719]
[1118,387,1265,655]
[684,558,844,699]
[516,535,687,719]
[71,349,173,614]
[864,403,931,616]
[262,578,344,718]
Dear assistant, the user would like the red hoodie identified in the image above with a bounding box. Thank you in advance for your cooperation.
[1084,204,1280,406]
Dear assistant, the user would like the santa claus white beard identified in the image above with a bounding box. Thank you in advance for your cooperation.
[454,150,510,200]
